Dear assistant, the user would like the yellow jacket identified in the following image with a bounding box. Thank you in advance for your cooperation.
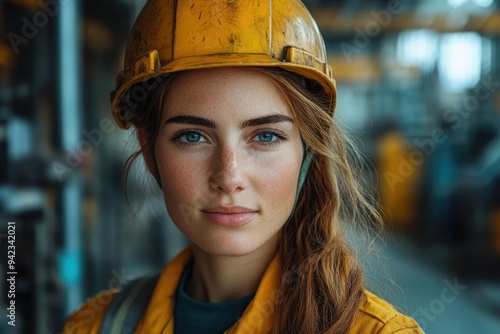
[63,248,423,333]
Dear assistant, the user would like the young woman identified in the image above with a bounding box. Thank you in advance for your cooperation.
[64,1,424,333]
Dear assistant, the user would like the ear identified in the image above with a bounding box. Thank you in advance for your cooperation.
[137,128,162,187]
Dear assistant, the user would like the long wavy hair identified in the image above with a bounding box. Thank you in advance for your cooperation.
[124,67,382,334]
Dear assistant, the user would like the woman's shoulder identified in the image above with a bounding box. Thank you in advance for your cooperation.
[349,290,424,334]
[62,289,119,333]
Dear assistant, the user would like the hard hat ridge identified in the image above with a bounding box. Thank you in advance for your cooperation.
[111,0,336,129]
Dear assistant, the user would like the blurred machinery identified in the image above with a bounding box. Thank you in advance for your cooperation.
[306,0,500,314]
[0,0,132,333]
[0,1,67,333]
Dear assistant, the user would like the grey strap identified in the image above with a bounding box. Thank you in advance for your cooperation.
[99,273,160,334]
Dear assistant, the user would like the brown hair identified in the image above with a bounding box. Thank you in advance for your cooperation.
[124,68,382,334]
[255,68,382,333]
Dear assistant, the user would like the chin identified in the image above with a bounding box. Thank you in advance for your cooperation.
[194,233,271,258]
[200,242,260,258]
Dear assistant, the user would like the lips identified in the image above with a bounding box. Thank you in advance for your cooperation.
[202,206,258,227]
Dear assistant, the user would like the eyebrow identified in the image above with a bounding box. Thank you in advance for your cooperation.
[164,114,294,128]
[164,115,216,128]
[239,114,293,128]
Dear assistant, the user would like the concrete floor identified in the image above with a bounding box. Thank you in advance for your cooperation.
[367,234,500,334]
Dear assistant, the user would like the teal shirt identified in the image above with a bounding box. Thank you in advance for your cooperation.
[174,262,254,334]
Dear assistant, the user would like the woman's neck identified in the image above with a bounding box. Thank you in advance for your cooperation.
[185,241,277,303]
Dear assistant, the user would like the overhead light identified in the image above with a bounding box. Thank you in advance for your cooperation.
[473,0,494,7]
[447,0,467,7]
[447,0,495,7]
[439,32,483,92]
[397,29,439,73]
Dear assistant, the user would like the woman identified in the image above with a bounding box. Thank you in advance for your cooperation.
[64,0,423,333]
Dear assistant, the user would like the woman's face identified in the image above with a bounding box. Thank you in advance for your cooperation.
[154,68,303,257]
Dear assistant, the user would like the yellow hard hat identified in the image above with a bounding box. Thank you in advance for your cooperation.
[111,0,336,129]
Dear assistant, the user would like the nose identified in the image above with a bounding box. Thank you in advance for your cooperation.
[209,145,246,193]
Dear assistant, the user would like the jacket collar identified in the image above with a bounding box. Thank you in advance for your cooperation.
[140,246,281,333]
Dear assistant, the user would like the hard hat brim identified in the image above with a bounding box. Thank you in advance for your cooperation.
[111,52,336,129]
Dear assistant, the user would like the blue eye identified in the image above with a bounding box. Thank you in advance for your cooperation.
[177,131,206,143]
[253,131,286,145]
[256,132,276,143]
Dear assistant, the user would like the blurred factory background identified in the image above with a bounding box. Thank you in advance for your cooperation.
[0,0,500,333]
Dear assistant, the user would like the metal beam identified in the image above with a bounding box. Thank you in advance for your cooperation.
[58,0,83,315]
[311,9,500,35]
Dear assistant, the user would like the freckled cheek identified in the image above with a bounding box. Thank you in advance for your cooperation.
[253,157,302,207]
[157,157,207,206]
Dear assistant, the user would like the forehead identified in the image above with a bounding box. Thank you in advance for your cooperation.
[162,68,291,118]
